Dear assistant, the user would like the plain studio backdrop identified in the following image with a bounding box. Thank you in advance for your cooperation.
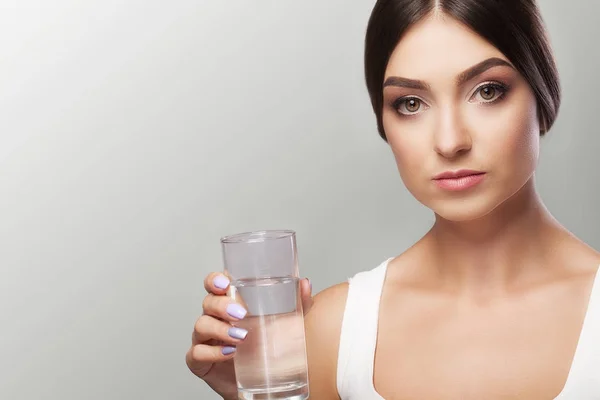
[0,1,599,399]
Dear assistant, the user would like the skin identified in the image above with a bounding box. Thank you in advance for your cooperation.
[187,11,600,400]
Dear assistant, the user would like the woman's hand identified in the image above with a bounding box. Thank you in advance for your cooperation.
[185,272,313,399]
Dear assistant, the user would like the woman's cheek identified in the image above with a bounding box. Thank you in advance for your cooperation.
[479,98,539,174]
[388,130,430,195]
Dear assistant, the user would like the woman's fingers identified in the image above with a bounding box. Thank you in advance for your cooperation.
[193,314,248,345]
[202,293,248,322]
[204,272,230,295]
[186,343,237,376]
[300,277,314,314]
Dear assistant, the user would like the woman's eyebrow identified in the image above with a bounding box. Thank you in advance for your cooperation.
[383,57,514,90]
[455,57,514,85]
[383,76,429,91]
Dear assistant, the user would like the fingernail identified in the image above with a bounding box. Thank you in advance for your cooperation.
[308,278,312,292]
[213,275,230,289]
[226,303,247,319]
[228,327,248,340]
[222,346,236,355]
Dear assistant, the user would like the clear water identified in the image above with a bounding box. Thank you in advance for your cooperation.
[230,277,309,400]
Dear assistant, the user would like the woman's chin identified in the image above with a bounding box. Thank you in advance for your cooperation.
[427,197,502,223]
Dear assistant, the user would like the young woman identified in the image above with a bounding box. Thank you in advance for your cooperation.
[186,0,600,398]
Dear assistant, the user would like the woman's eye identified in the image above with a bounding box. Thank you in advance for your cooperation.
[470,83,507,103]
[395,97,428,115]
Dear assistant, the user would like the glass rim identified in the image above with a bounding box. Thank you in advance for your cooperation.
[220,229,296,244]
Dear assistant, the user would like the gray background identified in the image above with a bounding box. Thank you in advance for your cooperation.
[0,1,598,399]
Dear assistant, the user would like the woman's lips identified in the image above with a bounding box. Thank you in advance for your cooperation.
[432,170,486,191]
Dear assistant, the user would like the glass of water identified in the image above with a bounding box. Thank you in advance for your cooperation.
[221,230,309,400]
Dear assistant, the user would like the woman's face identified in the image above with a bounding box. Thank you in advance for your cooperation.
[382,13,540,222]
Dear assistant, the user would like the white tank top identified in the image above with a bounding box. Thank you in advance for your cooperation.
[336,258,600,399]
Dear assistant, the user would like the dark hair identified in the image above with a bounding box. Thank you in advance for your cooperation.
[364,0,561,141]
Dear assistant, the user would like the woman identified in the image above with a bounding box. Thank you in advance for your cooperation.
[186,0,600,398]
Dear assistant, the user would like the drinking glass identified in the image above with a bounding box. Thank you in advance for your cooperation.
[221,230,309,400]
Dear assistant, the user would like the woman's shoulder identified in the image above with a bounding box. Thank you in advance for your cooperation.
[305,281,349,337]
[303,258,393,397]
[303,279,350,397]
[304,257,394,344]
[308,257,393,321]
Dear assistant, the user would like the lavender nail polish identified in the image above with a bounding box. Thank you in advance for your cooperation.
[226,303,247,319]
[228,327,248,340]
[222,346,236,355]
[213,275,230,289]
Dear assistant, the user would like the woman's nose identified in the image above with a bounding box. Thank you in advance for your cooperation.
[433,108,472,158]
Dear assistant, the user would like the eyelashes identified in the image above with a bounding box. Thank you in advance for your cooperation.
[392,96,429,116]
[469,81,510,104]
[390,81,511,117]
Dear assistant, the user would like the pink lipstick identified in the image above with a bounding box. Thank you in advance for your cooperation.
[432,169,485,191]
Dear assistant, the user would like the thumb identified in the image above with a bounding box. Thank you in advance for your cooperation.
[300,278,314,315]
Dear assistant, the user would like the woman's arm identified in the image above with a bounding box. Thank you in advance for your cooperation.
[304,283,349,400]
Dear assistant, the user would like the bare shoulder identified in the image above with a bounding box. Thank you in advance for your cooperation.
[304,282,349,400]
[557,231,600,277]
[307,282,349,326]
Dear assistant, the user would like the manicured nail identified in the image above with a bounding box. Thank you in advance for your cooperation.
[222,346,236,355]
[228,327,248,340]
[226,303,247,319]
[307,278,312,292]
[213,275,230,289]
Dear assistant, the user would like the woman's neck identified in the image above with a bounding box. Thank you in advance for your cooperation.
[423,179,567,297]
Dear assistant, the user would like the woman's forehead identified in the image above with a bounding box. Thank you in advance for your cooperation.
[384,14,508,81]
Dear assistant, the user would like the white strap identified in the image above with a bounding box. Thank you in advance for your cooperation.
[555,265,600,398]
[336,259,390,399]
